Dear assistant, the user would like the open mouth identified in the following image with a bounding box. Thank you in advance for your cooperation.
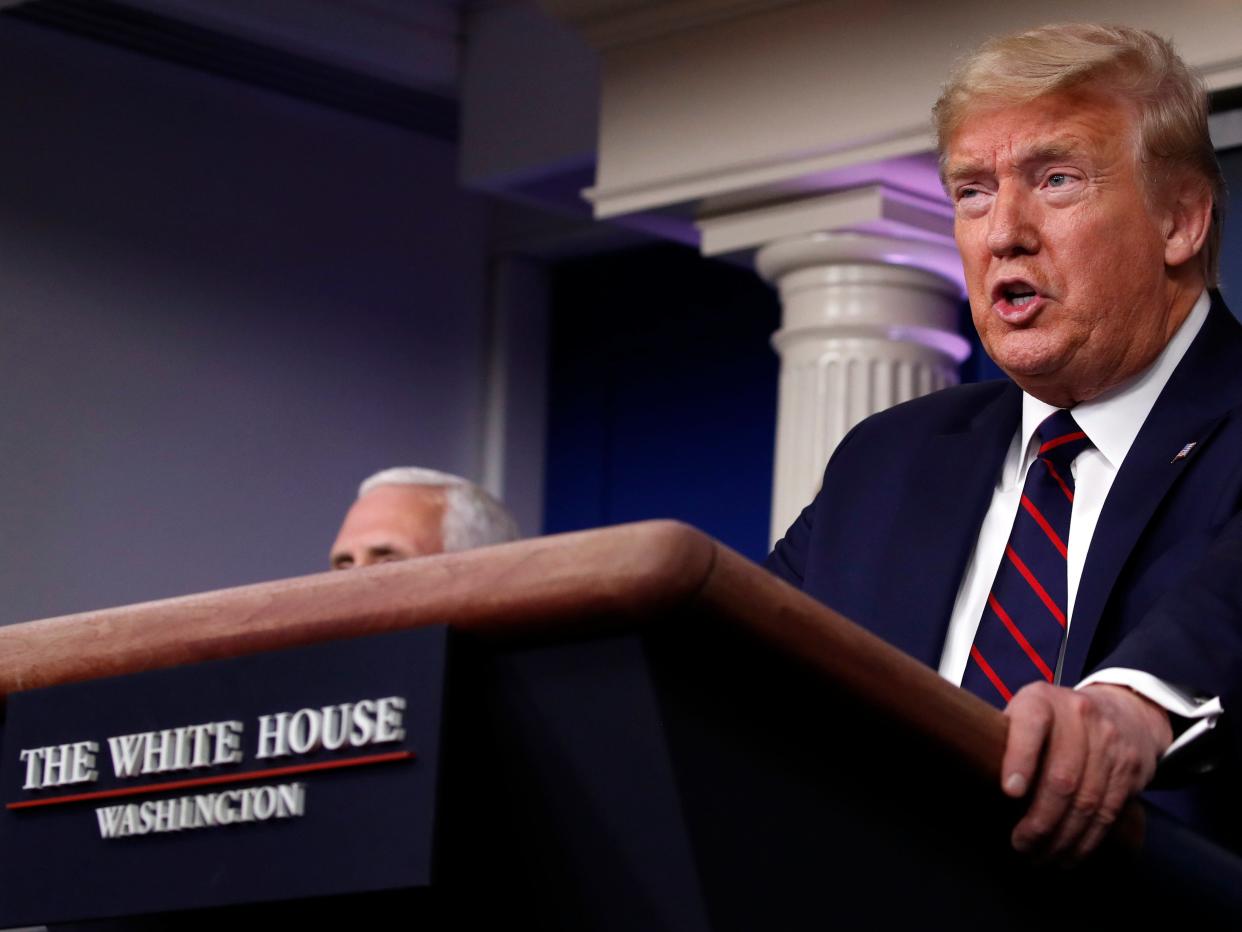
[992,279,1040,305]
[1004,286,1038,307]
[989,279,1046,320]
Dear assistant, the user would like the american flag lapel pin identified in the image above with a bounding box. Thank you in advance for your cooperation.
[1171,441,1198,464]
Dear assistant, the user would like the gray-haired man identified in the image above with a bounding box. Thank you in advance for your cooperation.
[330,467,519,570]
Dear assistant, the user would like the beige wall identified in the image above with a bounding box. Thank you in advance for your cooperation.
[548,0,1242,221]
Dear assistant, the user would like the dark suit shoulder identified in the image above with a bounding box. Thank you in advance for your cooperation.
[837,379,1018,454]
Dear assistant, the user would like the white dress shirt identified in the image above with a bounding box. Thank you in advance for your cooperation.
[939,290,1221,755]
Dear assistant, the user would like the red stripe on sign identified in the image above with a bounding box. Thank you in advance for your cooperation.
[1039,431,1086,454]
[1005,546,1067,627]
[6,750,415,810]
[1042,459,1074,503]
[969,645,1013,703]
[1020,494,1068,558]
[987,593,1056,682]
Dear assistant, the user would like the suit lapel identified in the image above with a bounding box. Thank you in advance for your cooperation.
[1063,298,1242,683]
[869,384,1021,667]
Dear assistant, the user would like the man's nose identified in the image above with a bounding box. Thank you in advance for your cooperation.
[986,186,1039,257]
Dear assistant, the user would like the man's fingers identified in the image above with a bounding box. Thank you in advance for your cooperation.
[999,684,1173,862]
[1046,710,1115,859]
[1071,768,1127,861]
[1010,690,1089,853]
[1000,688,1055,798]
[1070,701,1162,861]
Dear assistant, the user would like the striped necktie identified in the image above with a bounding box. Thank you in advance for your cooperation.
[961,410,1092,708]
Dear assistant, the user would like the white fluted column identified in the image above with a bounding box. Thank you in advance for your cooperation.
[759,232,970,545]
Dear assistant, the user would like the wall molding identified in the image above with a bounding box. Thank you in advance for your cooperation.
[540,0,803,50]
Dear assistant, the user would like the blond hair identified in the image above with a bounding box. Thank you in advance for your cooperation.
[934,23,1223,285]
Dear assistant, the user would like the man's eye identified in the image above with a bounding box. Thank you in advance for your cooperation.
[957,187,979,200]
[1048,173,1068,187]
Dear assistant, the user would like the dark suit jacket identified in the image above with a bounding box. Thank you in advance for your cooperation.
[766,294,1242,851]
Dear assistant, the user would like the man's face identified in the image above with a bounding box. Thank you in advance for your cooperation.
[329,484,446,570]
[945,92,1183,407]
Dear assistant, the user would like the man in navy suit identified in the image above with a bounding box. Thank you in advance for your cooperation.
[768,23,1239,860]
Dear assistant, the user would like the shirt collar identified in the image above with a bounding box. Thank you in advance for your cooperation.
[1017,289,1211,475]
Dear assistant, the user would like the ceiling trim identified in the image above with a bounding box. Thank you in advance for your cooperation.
[539,0,803,50]
[5,0,459,139]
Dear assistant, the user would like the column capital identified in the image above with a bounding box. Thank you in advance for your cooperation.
[759,230,971,545]
[700,182,954,254]
[755,231,965,298]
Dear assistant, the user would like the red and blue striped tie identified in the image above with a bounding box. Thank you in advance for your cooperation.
[962,410,1092,708]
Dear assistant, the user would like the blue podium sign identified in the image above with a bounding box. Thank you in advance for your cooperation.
[0,626,447,925]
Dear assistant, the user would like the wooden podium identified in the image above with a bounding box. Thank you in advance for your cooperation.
[1,521,1239,929]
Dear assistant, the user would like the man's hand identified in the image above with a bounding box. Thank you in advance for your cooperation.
[1001,682,1173,862]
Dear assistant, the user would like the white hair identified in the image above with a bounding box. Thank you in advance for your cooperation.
[357,467,520,551]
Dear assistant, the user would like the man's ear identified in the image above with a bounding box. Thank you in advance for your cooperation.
[1164,176,1214,269]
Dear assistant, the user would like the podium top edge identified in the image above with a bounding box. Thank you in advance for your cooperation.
[0,520,719,696]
